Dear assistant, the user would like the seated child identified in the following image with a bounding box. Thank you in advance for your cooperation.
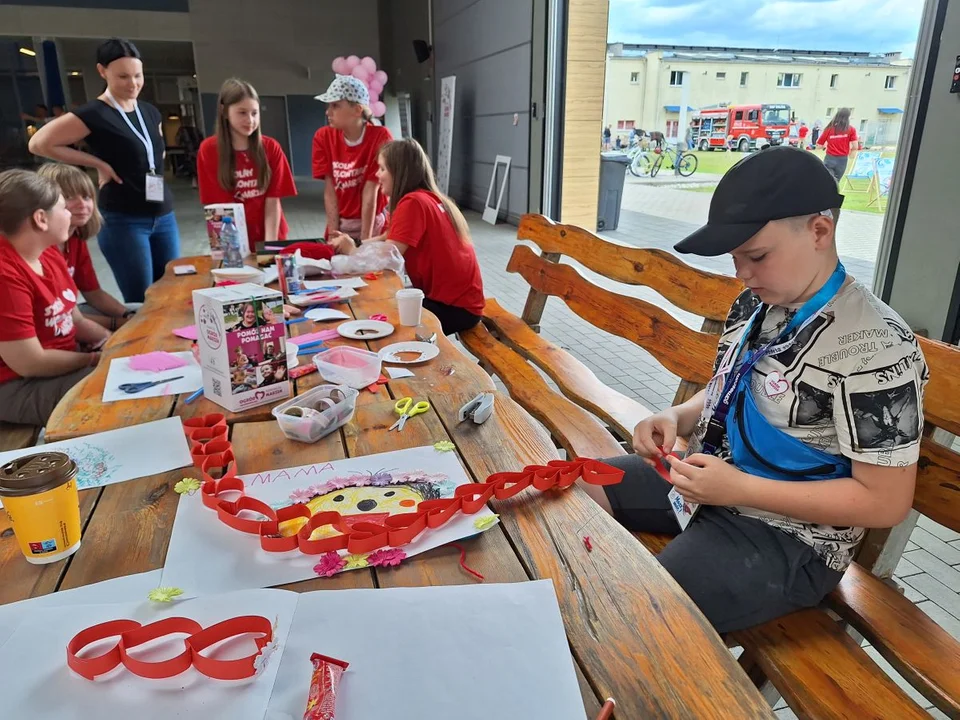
[37,163,134,330]
[579,147,928,633]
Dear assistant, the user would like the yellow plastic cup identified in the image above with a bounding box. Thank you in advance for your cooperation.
[0,452,81,564]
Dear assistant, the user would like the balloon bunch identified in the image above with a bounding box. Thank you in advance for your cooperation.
[331,55,388,118]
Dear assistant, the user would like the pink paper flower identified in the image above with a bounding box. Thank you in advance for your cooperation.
[308,483,332,496]
[348,473,372,487]
[313,551,346,577]
[367,548,407,567]
[288,488,314,504]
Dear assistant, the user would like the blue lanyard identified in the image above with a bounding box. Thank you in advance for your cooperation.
[712,261,847,424]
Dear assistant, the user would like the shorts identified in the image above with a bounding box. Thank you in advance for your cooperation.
[601,454,845,633]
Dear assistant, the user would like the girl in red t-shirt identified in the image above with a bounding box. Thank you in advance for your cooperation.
[332,139,484,336]
[0,169,112,425]
[38,163,132,331]
[313,75,393,241]
[816,107,859,182]
[197,78,298,245]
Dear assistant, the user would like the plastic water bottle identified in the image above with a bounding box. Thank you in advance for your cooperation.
[221,217,243,269]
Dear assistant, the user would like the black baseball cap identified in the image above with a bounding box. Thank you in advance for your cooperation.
[674,146,845,257]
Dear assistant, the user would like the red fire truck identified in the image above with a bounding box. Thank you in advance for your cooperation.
[692,103,792,152]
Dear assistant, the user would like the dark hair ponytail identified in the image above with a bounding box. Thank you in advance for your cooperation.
[96,38,141,68]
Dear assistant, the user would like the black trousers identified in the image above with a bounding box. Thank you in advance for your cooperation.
[423,298,482,336]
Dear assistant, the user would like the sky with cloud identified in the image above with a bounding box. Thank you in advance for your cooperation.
[608,0,925,57]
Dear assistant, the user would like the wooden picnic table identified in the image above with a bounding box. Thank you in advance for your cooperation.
[4,257,774,718]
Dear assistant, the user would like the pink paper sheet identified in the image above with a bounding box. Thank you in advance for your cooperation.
[128,351,190,372]
[292,329,340,345]
[173,325,198,340]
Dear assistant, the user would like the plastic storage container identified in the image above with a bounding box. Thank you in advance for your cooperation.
[272,385,359,443]
[312,346,382,389]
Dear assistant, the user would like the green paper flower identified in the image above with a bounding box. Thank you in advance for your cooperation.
[147,587,185,603]
[473,514,500,532]
[344,554,370,570]
[174,477,202,495]
[433,440,456,453]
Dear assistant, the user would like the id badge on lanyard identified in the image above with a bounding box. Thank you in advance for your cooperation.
[105,91,163,203]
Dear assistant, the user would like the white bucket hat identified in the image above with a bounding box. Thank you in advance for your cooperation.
[315,75,370,106]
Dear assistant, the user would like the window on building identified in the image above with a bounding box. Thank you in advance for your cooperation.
[669,70,683,87]
[860,119,869,133]
[630,72,640,84]
[716,71,726,80]
[826,107,834,118]
[740,71,749,87]
[666,120,679,138]
[777,73,802,88]
[830,74,839,88]
[884,75,897,89]
[616,120,635,130]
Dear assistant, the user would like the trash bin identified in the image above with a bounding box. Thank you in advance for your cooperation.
[597,151,630,232]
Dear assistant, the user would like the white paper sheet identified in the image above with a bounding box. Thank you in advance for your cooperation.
[0,588,298,720]
[304,277,367,290]
[385,367,415,379]
[0,417,193,507]
[102,351,202,403]
[160,446,496,595]
[260,266,279,286]
[304,308,351,322]
[265,581,586,720]
[0,570,161,652]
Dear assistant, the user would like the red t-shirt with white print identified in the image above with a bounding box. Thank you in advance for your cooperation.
[387,190,485,316]
[311,124,392,220]
[197,136,298,244]
[817,125,858,157]
[61,232,100,293]
[0,239,79,383]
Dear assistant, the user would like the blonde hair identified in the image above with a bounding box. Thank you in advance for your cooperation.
[36,164,102,240]
[216,78,271,193]
[378,139,471,243]
[0,169,61,237]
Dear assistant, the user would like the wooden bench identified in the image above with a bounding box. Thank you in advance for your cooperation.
[461,213,960,719]
[0,423,40,453]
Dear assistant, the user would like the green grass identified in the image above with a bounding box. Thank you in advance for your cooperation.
[677,149,893,214]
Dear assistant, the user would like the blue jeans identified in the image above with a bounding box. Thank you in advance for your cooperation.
[98,211,181,303]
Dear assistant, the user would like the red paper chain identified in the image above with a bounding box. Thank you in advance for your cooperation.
[66,614,274,681]
[181,414,625,560]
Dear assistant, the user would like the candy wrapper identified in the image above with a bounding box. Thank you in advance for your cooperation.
[303,653,349,720]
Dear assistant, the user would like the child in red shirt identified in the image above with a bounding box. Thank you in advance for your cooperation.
[313,75,393,241]
[0,169,111,426]
[332,139,484,336]
[817,108,859,182]
[38,163,132,331]
[198,79,298,246]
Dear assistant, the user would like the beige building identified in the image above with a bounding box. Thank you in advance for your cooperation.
[603,43,912,148]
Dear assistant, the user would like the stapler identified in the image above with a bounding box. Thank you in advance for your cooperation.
[458,393,495,425]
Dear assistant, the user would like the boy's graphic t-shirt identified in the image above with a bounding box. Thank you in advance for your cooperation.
[687,279,929,571]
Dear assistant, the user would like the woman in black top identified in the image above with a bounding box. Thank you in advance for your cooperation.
[29,38,180,303]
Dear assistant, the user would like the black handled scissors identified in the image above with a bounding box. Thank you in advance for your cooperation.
[118,376,184,394]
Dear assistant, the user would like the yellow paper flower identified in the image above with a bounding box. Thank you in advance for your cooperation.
[344,554,370,570]
[433,440,456,453]
[174,477,202,495]
[473,514,500,532]
[147,587,184,603]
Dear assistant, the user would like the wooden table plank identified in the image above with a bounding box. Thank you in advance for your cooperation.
[45,258,210,442]
[0,488,100,604]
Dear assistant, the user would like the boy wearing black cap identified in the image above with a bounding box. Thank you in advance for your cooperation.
[582,147,928,632]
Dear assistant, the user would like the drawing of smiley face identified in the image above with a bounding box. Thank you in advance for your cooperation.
[279,485,427,539]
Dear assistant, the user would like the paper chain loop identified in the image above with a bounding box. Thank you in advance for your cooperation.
[66,615,274,681]
[182,414,625,559]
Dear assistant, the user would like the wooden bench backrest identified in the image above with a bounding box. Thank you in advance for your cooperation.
[511,214,960,531]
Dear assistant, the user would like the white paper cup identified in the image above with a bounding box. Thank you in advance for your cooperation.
[396,288,425,327]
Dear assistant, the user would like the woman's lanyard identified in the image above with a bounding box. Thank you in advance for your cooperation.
[701,261,847,454]
[104,91,163,202]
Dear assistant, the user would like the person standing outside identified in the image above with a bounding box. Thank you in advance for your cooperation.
[28,37,180,304]
[197,78,298,245]
[312,75,392,241]
[811,119,822,149]
[816,108,858,183]
[798,121,810,149]
[602,125,612,150]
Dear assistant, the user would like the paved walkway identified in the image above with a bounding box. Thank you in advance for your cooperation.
[86,180,957,717]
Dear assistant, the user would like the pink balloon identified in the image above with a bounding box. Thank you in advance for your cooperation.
[374,70,388,86]
[351,65,370,82]
[345,55,360,70]
[368,91,380,105]
[361,56,377,73]
[369,80,383,95]
[332,56,346,74]
[372,101,386,117]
